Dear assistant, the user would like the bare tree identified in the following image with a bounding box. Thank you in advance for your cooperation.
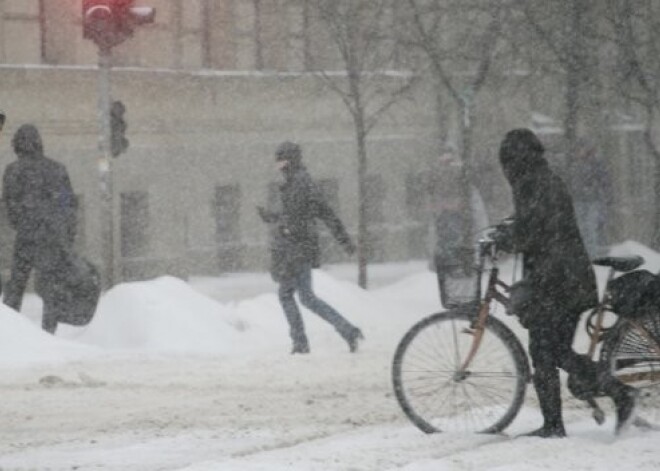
[399,0,508,242]
[513,0,603,177]
[606,0,660,246]
[403,0,506,157]
[307,0,417,288]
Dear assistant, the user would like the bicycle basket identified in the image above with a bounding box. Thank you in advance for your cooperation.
[434,250,477,309]
[607,269,660,319]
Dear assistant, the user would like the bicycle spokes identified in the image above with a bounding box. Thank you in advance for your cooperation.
[392,309,529,434]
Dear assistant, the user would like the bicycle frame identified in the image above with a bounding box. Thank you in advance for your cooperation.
[457,238,512,373]
[584,268,617,358]
[457,234,660,389]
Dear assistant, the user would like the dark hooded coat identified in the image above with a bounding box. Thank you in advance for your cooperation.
[2,125,85,331]
[265,160,353,282]
[3,124,76,246]
[499,129,598,323]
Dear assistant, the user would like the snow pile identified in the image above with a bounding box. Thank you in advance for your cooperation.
[54,272,377,356]
[0,304,98,368]
[65,276,248,354]
[5,241,659,363]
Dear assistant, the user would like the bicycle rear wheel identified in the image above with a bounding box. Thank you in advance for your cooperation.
[601,313,660,427]
[392,306,530,434]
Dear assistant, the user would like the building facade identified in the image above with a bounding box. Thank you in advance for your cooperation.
[0,1,654,285]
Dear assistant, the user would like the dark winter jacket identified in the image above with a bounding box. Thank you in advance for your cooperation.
[499,129,598,322]
[263,163,353,281]
[2,124,77,246]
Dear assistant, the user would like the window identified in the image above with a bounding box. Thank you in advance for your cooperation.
[254,0,292,70]
[120,191,149,258]
[1,0,41,64]
[199,0,237,70]
[214,184,242,271]
[230,0,304,71]
[40,0,78,65]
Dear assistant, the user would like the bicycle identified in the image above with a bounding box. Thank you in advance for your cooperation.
[392,226,660,434]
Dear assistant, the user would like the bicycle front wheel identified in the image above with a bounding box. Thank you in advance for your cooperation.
[392,306,530,434]
[601,313,660,426]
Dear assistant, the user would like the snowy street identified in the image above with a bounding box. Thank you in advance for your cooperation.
[3,2,660,469]
[0,256,659,470]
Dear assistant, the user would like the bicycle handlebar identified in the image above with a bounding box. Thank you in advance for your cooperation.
[477,219,515,257]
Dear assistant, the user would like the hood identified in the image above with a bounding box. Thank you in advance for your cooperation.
[498,128,547,184]
[276,141,304,180]
[12,124,43,159]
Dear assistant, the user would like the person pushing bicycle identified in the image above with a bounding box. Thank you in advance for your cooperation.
[495,128,638,437]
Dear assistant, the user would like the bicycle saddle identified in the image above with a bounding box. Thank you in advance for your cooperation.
[592,255,645,272]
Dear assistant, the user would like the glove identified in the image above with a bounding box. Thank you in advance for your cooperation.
[490,223,515,253]
[507,280,534,328]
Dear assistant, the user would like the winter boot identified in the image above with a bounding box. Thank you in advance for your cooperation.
[291,341,310,354]
[599,374,640,434]
[611,384,639,435]
[287,320,309,354]
[346,328,364,353]
[290,331,310,355]
[521,370,566,438]
[521,424,566,438]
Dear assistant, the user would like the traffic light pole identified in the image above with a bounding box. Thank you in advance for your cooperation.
[84,0,156,288]
[97,46,117,288]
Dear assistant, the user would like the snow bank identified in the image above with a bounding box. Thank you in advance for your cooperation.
[69,276,247,354]
[6,241,660,365]
[0,304,98,368]
[63,272,373,356]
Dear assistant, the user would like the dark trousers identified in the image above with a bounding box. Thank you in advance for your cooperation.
[4,237,36,312]
[528,311,595,427]
[527,306,628,427]
[528,312,596,380]
[278,267,357,347]
[4,236,68,333]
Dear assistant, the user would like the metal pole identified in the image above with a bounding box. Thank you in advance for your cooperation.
[98,46,115,288]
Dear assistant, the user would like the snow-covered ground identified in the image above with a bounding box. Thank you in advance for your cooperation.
[0,242,659,470]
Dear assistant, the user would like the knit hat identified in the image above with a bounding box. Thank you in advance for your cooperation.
[275,141,302,164]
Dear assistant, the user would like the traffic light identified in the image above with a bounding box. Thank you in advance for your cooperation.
[110,100,128,157]
[83,0,156,49]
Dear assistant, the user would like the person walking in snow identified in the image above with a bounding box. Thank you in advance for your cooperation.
[258,141,363,354]
[2,124,78,332]
[428,144,468,272]
[568,139,613,258]
[495,128,637,437]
